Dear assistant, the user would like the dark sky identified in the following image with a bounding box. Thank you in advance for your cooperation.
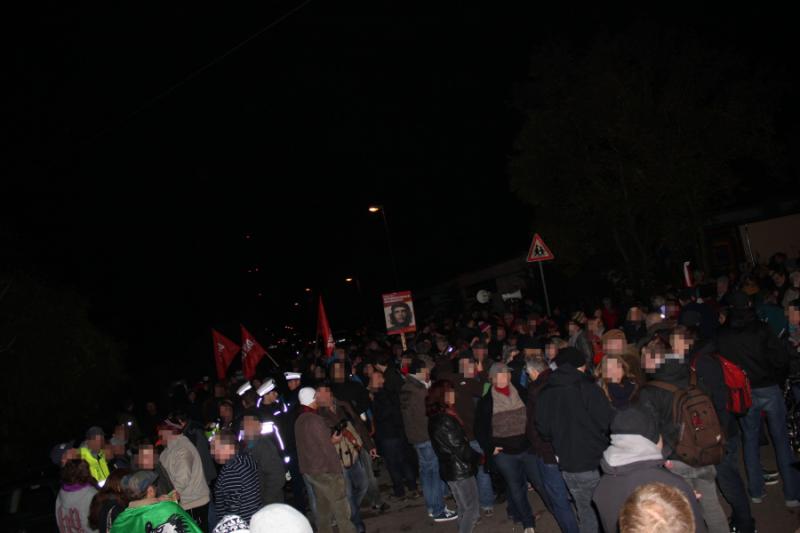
[5,3,798,373]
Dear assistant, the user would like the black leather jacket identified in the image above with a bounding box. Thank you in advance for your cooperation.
[428,412,478,482]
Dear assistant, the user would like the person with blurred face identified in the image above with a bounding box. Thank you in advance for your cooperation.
[285,372,302,392]
[157,422,210,527]
[438,356,495,517]
[639,327,730,532]
[400,359,458,522]
[427,380,481,533]
[211,430,261,524]
[525,356,579,533]
[370,368,419,501]
[294,387,357,533]
[241,410,286,506]
[316,385,377,533]
[79,426,110,483]
[475,363,537,533]
[623,306,648,346]
[537,348,614,533]
[218,400,235,431]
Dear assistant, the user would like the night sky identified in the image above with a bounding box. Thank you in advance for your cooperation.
[5,3,798,378]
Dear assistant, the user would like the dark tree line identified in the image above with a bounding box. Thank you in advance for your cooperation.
[510,24,787,290]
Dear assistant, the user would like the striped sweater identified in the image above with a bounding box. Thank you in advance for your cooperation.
[214,453,262,521]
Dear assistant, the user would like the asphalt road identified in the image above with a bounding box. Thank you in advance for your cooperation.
[358,445,800,533]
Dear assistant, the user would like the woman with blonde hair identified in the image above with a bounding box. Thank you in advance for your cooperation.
[595,353,639,409]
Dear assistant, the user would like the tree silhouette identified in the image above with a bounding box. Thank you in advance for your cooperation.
[510,25,778,289]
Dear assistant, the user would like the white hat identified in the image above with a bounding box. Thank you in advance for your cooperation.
[249,504,312,533]
[214,514,250,533]
[257,379,276,396]
[284,371,302,381]
[298,387,316,407]
[236,382,253,396]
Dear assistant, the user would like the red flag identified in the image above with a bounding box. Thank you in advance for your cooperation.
[317,296,335,357]
[240,324,267,380]
[212,329,240,380]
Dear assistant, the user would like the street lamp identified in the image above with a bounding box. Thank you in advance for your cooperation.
[368,204,399,289]
[345,277,353,283]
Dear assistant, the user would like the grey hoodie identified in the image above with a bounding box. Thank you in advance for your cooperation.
[593,434,706,533]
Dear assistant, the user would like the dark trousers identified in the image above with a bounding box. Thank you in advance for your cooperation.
[378,437,417,497]
[288,453,307,512]
[187,503,208,533]
[717,435,755,533]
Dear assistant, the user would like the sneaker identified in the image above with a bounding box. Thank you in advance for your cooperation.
[433,508,458,522]
[372,502,390,512]
[524,528,536,533]
[482,508,494,518]
[786,499,800,508]
[750,494,765,504]
[764,470,780,485]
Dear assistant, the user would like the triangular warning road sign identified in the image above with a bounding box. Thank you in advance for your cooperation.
[527,233,555,262]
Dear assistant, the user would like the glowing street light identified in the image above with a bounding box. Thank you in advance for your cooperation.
[304,287,312,292]
[345,277,353,283]
[368,206,381,213]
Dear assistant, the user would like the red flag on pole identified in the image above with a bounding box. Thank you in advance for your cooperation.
[212,329,240,380]
[240,325,267,380]
[317,296,335,357]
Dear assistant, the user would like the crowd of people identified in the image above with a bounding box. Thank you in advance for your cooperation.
[52,253,800,533]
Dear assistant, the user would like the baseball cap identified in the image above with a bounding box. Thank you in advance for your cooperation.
[121,470,158,495]
[85,426,105,440]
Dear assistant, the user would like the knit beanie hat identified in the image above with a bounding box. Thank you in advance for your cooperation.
[489,362,511,378]
[555,347,586,368]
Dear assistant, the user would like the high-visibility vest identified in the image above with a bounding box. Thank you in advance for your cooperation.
[79,447,110,482]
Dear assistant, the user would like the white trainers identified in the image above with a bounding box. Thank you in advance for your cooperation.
[523,528,536,533]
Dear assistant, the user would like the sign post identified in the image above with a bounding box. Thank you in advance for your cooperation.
[526,233,555,316]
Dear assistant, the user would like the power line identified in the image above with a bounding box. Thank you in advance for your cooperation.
[86,0,313,143]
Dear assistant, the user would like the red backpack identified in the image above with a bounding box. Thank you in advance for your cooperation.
[692,353,752,415]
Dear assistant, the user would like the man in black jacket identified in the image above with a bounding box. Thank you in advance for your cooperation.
[241,409,287,505]
[717,292,800,507]
[369,370,418,500]
[536,347,613,533]
[682,315,755,533]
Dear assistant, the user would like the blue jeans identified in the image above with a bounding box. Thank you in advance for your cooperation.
[469,440,496,509]
[740,385,800,501]
[716,435,755,532]
[562,470,600,533]
[533,455,579,533]
[343,460,368,533]
[414,441,445,516]
[492,451,538,529]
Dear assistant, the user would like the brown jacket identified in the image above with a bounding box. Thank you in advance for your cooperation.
[319,398,375,451]
[437,369,487,441]
[295,409,342,475]
[399,375,430,444]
